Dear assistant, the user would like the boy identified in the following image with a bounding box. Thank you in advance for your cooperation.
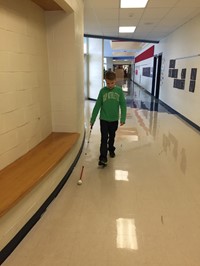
[90,71,127,166]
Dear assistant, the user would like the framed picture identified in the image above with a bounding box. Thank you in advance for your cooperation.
[190,68,197,80]
[169,59,176,68]
[173,79,185,90]
[168,69,178,78]
[189,80,195,92]
[181,68,186,79]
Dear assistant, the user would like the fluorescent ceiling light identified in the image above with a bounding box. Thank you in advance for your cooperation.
[119,26,136,33]
[121,0,148,8]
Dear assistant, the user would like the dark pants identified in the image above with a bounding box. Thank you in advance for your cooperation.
[99,120,118,161]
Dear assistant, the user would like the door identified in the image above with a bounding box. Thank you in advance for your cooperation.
[155,54,162,99]
[151,56,157,96]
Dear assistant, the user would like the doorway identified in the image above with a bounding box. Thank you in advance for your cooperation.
[151,53,162,99]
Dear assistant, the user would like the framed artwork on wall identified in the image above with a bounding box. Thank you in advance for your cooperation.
[189,80,195,92]
[168,58,198,93]
[168,69,178,78]
[181,68,186,79]
[173,79,185,90]
[190,68,197,80]
[189,68,197,93]
[169,59,176,68]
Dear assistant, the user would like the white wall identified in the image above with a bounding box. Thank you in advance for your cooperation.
[0,0,85,170]
[0,0,52,170]
[0,0,85,251]
[135,57,154,93]
[135,14,200,127]
[45,9,84,133]
[155,14,200,126]
[88,38,103,100]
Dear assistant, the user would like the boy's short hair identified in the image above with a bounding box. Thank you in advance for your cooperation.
[105,71,116,80]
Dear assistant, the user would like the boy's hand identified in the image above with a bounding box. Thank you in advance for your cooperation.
[120,122,125,126]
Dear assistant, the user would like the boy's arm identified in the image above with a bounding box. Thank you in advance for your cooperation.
[90,90,102,126]
[119,91,127,125]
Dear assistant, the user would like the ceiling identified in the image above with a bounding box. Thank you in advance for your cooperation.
[31,0,200,57]
[84,0,200,57]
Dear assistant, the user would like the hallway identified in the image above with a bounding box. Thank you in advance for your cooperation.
[3,82,200,266]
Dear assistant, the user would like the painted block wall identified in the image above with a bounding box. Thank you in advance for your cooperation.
[73,3,85,132]
[46,12,77,132]
[0,0,52,170]
[0,0,85,251]
[0,0,85,170]
[45,2,84,133]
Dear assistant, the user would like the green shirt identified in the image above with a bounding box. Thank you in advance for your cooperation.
[90,86,127,125]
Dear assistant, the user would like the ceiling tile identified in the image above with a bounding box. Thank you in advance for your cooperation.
[84,0,200,53]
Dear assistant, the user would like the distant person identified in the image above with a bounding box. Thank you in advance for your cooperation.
[90,71,127,166]
[124,69,127,78]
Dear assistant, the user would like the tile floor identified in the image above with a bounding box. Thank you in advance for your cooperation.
[2,81,200,266]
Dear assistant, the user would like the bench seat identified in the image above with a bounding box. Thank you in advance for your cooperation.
[0,132,79,217]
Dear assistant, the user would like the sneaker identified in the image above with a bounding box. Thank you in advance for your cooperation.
[98,159,107,166]
[109,151,115,158]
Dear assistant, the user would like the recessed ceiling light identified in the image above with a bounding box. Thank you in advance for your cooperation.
[119,26,136,33]
[121,0,148,8]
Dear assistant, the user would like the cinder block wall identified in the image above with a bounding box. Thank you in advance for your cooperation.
[0,0,52,170]
[0,0,84,170]
[0,0,85,252]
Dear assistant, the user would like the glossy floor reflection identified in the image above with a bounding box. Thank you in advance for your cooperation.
[3,82,200,266]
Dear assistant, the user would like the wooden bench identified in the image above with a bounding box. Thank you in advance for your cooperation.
[0,132,79,217]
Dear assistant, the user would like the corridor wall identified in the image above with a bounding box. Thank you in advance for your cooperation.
[46,7,84,133]
[0,0,84,254]
[155,14,200,127]
[135,13,200,128]
[0,0,52,170]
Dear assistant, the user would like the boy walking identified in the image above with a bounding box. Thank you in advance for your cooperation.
[90,71,127,166]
